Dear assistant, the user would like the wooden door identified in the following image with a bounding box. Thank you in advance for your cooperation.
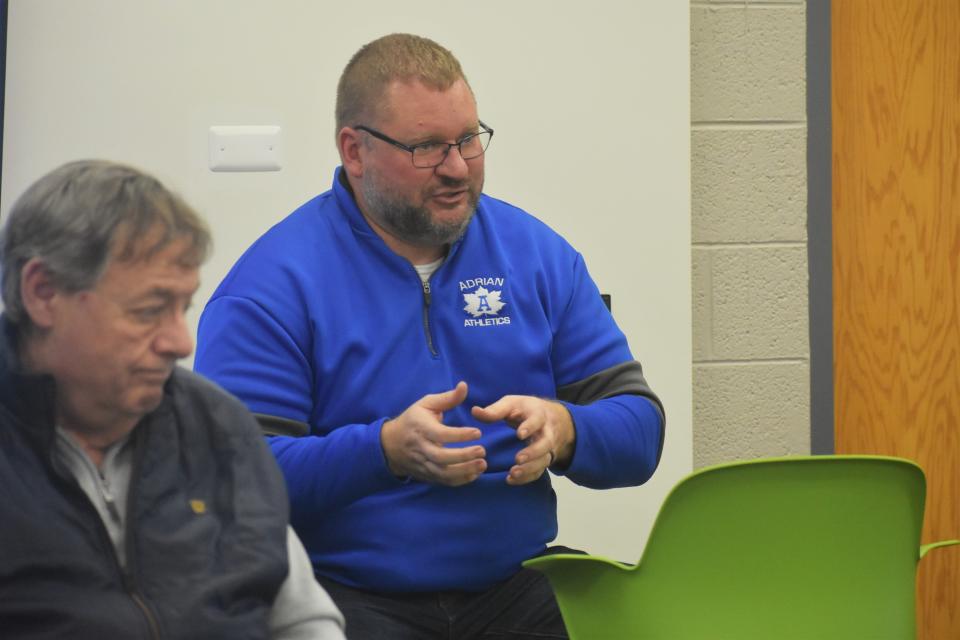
[832,1,960,638]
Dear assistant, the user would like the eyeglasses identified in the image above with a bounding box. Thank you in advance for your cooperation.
[354,121,494,168]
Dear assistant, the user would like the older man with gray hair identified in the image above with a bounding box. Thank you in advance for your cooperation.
[0,160,345,639]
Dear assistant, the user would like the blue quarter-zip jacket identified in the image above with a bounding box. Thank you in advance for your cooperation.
[194,168,664,592]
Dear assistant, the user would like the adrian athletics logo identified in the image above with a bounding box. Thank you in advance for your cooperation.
[460,276,511,327]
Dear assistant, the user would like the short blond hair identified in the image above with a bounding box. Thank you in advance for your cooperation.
[335,33,470,133]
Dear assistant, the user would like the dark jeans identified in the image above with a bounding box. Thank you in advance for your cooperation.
[318,547,581,640]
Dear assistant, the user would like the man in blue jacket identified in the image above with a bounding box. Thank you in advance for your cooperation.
[195,33,664,639]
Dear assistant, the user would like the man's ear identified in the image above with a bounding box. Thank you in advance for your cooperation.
[19,257,61,329]
[338,127,365,179]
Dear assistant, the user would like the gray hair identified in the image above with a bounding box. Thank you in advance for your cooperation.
[336,33,470,134]
[0,159,211,326]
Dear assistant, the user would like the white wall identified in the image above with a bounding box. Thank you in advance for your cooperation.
[2,0,691,563]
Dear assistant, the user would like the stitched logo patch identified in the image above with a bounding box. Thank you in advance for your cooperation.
[460,277,510,327]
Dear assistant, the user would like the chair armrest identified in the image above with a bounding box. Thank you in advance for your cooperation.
[254,413,310,437]
[919,539,960,559]
[523,553,634,572]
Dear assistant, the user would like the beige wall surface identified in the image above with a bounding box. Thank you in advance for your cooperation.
[2,1,691,563]
[690,0,810,467]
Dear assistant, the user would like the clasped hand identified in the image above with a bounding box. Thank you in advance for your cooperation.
[379,381,575,487]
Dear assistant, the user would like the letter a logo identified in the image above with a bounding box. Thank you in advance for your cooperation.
[463,286,506,317]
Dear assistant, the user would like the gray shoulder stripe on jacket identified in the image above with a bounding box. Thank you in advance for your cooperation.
[557,360,665,418]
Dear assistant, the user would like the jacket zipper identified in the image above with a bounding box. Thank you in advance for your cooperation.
[421,279,437,356]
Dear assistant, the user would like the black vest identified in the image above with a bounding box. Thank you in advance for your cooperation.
[0,320,289,639]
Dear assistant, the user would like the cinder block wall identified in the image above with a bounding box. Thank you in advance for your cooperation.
[690,0,809,468]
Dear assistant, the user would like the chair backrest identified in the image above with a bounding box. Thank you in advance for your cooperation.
[533,456,927,640]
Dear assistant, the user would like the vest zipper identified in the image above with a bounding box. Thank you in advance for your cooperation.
[421,279,437,356]
[123,424,161,640]
[130,589,162,640]
[46,437,161,640]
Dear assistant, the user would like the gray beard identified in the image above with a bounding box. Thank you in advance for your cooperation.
[361,178,479,248]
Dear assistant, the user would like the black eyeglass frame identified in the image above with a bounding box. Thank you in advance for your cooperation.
[353,121,494,168]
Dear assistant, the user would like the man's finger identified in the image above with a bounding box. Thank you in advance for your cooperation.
[424,441,486,466]
[428,423,483,444]
[513,415,543,441]
[505,452,551,486]
[420,381,469,413]
[435,458,488,487]
[470,396,519,424]
[515,438,552,465]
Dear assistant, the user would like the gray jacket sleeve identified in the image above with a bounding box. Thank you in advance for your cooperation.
[269,527,346,640]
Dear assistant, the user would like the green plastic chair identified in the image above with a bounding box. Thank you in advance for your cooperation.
[524,455,960,640]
